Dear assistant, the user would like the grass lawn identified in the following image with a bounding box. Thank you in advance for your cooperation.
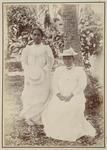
[3,74,104,147]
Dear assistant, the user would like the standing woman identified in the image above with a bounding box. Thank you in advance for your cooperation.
[42,48,96,141]
[20,28,54,125]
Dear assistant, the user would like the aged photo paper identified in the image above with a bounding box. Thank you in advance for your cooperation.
[0,0,107,150]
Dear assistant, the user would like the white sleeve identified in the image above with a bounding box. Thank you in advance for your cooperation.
[46,45,54,68]
[72,68,87,96]
[21,46,29,71]
[52,67,61,93]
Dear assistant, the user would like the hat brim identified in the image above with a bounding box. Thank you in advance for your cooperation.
[28,68,45,84]
[59,52,78,57]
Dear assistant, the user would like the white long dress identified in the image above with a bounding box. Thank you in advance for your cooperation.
[42,65,96,141]
[20,43,54,124]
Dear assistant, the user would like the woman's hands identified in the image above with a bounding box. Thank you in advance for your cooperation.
[44,56,53,72]
[44,64,50,72]
[56,93,65,101]
[56,93,74,102]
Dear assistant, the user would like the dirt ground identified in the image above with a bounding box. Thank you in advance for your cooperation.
[3,74,104,147]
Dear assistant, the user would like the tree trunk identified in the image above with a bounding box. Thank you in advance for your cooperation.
[62,4,83,65]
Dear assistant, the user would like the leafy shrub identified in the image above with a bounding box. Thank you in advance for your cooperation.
[7,5,64,58]
[79,6,103,68]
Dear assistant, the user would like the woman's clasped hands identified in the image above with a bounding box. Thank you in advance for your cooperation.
[56,92,74,102]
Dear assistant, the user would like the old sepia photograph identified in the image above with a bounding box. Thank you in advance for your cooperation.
[2,2,105,148]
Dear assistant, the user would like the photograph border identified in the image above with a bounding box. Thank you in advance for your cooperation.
[2,1,106,148]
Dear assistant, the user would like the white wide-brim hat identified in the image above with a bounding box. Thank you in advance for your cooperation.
[28,66,45,85]
[59,47,78,56]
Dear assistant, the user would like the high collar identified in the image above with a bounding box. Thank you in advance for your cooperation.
[65,64,74,70]
[33,42,43,47]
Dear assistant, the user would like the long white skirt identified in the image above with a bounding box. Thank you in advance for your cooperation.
[42,93,96,141]
[20,73,51,124]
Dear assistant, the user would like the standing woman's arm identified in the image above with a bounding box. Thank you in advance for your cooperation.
[21,46,29,71]
[21,46,29,83]
[45,45,54,70]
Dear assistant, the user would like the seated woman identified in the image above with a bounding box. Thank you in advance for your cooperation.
[42,47,96,141]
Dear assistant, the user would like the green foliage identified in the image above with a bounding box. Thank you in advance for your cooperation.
[7,6,37,57]
[7,5,64,58]
[43,27,64,57]
[85,73,103,115]
[7,6,37,35]
[79,7,103,68]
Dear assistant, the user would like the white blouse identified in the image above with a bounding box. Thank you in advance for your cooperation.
[21,43,54,72]
[53,66,87,97]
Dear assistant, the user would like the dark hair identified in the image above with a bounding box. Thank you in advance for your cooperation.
[32,27,44,37]
[63,55,74,60]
